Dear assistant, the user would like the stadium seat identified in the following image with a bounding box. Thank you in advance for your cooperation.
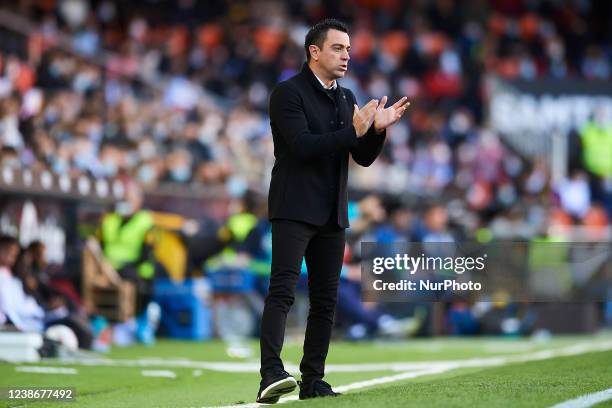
[81,238,136,322]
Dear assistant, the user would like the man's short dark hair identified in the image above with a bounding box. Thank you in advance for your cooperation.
[0,234,19,253]
[304,18,349,62]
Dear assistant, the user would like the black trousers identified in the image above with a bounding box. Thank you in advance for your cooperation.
[260,218,345,383]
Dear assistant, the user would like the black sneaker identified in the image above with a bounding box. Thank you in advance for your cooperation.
[298,379,342,400]
[256,369,297,404]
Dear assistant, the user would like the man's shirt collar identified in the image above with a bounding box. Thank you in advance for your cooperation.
[313,71,337,90]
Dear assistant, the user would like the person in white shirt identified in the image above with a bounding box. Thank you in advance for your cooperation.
[0,235,44,332]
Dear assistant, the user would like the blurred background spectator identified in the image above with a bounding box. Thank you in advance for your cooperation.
[0,0,611,345]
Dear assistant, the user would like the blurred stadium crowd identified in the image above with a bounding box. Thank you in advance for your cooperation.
[1,0,611,234]
[1,0,611,347]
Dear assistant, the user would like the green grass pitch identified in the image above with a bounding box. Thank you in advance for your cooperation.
[1,332,611,408]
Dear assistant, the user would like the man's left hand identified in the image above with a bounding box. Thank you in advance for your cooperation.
[374,96,410,134]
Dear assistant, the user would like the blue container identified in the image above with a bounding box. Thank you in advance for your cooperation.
[153,278,213,340]
[209,268,256,293]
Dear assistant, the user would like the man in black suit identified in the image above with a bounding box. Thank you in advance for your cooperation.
[256,18,409,403]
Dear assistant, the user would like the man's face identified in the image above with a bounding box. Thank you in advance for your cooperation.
[311,29,351,79]
[425,207,449,232]
[124,183,143,213]
[0,244,20,268]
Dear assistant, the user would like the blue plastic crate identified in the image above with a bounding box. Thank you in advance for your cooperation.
[208,268,256,293]
[153,278,213,340]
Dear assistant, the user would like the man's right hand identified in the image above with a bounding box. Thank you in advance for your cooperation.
[353,99,378,137]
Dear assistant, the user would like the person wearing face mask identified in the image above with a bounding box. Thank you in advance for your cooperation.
[163,148,193,183]
[169,164,192,183]
[99,180,158,344]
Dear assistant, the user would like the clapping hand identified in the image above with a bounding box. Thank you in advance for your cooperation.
[373,96,410,133]
[352,99,379,137]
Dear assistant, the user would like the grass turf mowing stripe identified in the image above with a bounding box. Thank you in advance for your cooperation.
[549,388,612,408]
[286,351,612,408]
[6,336,610,407]
[101,336,610,363]
[2,339,610,407]
[203,368,452,408]
[44,340,612,373]
[206,342,612,408]
[15,366,78,375]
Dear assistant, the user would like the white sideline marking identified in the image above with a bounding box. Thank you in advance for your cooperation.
[549,388,612,408]
[141,369,177,379]
[332,366,452,393]
[47,341,612,373]
[202,341,612,408]
[15,366,77,375]
[208,367,453,408]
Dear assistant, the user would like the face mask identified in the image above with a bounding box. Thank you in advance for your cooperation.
[52,158,69,174]
[116,201,133,216]
[101,160,118,176]
[138,165,156,184]
[504,156,523,177]
[170,166,191,182]
[88,123,103,142]
[74,155,87,170]
[497,184,517,206]
[49,63,62,78]
[45,108,60,125]
[226,176,247,197]
[73,73,94,92]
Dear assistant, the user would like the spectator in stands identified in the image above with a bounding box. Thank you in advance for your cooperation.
[580,110,612,180]
[0,235,44,332]
[0,235,94,348]
[14,241,93,349]
[414,205,455,243]
[99,180,158,344]
[0,0,610,342]
[579,109,612,218]
[336,260,422,341]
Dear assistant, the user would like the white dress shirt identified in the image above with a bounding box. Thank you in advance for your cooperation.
[313,72,337,90]
[0,267,44,332]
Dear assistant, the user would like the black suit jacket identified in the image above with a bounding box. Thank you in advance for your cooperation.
[267,63,386,228]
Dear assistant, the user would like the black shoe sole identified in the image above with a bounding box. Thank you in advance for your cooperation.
[256,377,298,404]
